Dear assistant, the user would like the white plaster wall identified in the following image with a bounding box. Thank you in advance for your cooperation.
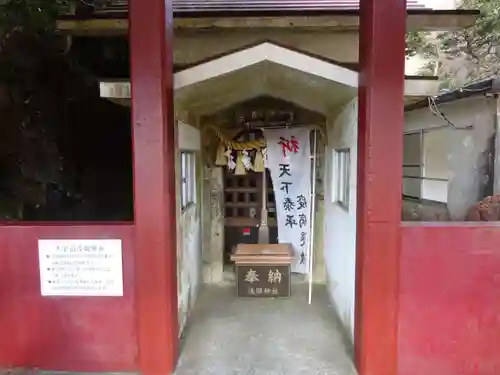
[177,205,201,332]
[404,96,495,219]
[178,120,201,150]
[323,99,358,341]
[403,132,423,197]
[176,121,202,334]
[422,127,450,202]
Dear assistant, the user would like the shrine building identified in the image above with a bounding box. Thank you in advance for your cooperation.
[1,1,499,375]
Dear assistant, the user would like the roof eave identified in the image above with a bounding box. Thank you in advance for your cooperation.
[405,78,500,112]
[56,10,479,36]
[59,8,477,18]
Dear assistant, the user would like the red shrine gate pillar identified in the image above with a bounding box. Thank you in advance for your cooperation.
[129,0,179,375]
[355,0,406,375]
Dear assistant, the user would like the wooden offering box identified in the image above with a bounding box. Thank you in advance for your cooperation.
[231,243,294,298]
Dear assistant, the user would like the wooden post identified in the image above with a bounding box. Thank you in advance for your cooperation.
[355,0,406,374]
[129,0,178,374]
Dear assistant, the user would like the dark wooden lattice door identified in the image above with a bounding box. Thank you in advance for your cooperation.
[223,169,278,263]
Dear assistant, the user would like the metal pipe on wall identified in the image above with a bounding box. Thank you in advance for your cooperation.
[493,94,500,194]
[404,125,448,135]
[308,129,318,305]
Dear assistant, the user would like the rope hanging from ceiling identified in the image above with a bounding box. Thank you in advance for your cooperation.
[205,124,325,149]
[206,124,266,150]
[205,124,325,175]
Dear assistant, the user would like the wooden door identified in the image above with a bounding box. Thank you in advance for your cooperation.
[223,169,278,263]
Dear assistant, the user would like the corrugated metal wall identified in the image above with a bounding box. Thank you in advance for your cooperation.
[67,0,428,15]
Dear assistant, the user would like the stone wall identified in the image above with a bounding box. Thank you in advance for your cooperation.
[402,198,450,221]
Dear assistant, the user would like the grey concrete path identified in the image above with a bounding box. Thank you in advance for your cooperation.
[174,282,358,375]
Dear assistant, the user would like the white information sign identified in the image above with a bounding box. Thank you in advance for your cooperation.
[38,239,124,297]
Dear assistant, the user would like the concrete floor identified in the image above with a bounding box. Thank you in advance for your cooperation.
[174,281,358,375]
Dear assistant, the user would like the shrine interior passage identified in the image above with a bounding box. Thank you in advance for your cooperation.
[173,281,357,375]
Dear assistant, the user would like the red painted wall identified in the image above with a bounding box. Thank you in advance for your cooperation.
[0,224,137,372]
[399,223,500,375]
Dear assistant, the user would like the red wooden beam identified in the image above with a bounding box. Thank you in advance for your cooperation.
[355,0,406,374]
[129,0,178,374]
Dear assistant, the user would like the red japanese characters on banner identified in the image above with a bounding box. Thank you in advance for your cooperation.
[278,136,300,158]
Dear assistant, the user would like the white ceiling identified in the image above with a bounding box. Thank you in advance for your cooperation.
[175,61,357,115]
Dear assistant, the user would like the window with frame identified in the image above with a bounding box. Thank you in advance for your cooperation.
[333,148,350,209]
[180,151,196,210]
[402,129,450,203]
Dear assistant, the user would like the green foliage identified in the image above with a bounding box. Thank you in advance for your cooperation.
[0,0,73,33]
[406,0,500,89]
[405,31,426,57]
[0,0,78,219]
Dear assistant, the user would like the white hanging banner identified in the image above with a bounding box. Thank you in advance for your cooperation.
[263,127,311,274]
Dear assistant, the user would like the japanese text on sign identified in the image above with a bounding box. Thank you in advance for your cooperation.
[38,239,124,297]
[243,267,284,296]
[276,138,309,265]
[278,135,300,158]
[263,128,312,274]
